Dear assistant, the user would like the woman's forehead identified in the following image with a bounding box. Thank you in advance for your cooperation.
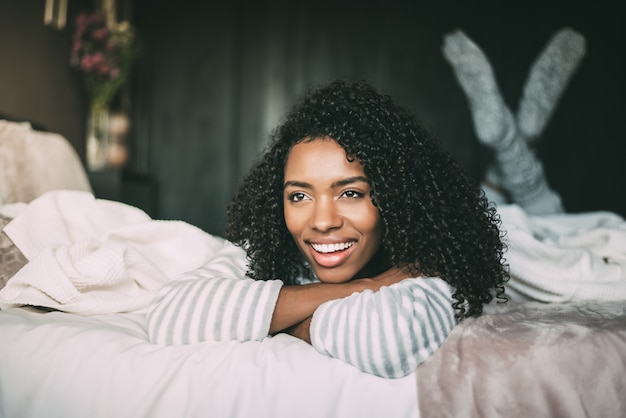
[284,138,367,183]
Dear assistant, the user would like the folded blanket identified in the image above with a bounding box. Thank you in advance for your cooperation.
[0,190,234,314]
[498,204,626,302]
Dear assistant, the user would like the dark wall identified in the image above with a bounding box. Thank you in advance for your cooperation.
[0,0,88,158]
[132,0,624,234]
[1,2,623,235]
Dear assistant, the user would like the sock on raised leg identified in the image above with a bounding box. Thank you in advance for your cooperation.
[442,30,515,148]
[494,132,564,214]
[517,28,586,140]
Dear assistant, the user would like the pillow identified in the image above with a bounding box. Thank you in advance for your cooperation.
[0,214,27,292]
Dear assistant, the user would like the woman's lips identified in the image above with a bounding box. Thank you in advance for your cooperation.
[307,241,355,268]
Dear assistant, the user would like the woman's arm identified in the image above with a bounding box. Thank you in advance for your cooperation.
[146,239,282,345]
[146,242,409,345]
[146,236,415,345]
[147,270,406,345]
[309,277,456,379]
[277,267,414,341]
[146,270,283,345]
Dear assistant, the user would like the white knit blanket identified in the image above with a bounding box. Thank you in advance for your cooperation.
[1,191,626,315]
[498,204,626,302]
[0,190,235,314]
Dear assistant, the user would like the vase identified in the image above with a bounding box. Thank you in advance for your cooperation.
[107,111,130,167]
[86,104,110,171]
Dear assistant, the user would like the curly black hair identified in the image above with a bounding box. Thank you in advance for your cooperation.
[226,79,508,320]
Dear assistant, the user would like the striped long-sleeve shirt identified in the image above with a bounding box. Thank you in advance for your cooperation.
[310,278,456,378]
[146,241,456,378]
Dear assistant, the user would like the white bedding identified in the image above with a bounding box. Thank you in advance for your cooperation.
[0,307,417,418]
[497,204,626,302]
[2,192,626,418]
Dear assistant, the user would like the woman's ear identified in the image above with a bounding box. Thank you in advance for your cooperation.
[369,190,380,208]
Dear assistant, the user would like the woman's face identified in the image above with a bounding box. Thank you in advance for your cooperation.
[283,138,384,283]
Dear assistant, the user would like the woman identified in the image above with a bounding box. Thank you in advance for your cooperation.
[147,80,507,378]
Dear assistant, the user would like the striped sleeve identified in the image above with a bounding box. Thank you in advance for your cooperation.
[309,277,456,379]
[146,241,283,345]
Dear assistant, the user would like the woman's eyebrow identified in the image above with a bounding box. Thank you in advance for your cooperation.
[283,176,371,190]
[331,176,371,188]
[283,180,311,190]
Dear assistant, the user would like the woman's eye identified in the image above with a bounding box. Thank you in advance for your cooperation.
[341,190,364,199]
[288,192,307,202]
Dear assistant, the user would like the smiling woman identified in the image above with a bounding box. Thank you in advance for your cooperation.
[283,138,384,284]
[146,80,508,378]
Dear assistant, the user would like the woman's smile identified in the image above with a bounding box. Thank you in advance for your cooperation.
[283,137,384,283]
[307,240,356,268]
[310,241,354,254]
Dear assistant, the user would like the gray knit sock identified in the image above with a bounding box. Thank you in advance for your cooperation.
[494,130,564,215]
[517,28,586,140]
[442,30,515,147]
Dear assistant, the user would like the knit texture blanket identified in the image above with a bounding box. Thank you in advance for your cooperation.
[0,190,234,314]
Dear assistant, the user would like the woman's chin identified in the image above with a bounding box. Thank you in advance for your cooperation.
[312,268,356,284]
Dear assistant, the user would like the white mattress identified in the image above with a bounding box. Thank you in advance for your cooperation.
[0,307,417,418]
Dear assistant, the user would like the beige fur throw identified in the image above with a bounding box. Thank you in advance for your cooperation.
[0,120,92,205]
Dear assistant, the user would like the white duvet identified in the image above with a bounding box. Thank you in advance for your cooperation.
[2,190,626,418]
[0,307,417,418]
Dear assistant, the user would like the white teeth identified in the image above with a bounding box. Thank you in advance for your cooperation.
[311,242,354,253]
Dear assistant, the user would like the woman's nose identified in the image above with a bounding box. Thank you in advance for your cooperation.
[310,198,343,232]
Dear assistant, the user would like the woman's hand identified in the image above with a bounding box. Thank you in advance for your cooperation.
[351,266,415,292]
[269,282,359,335]
[269,267,417,337]
[284,316,312,343]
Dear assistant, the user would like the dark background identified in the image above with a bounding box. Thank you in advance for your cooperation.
[2,0,624,235]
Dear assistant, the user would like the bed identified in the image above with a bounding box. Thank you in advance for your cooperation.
[1,119,625,417]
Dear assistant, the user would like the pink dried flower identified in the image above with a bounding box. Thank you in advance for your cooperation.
[92,27,110,41]
[99,66,110,76]
[70,10,137,107]
[72,41,83,53]
[80,55,93,71]
[91,52,106,65]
